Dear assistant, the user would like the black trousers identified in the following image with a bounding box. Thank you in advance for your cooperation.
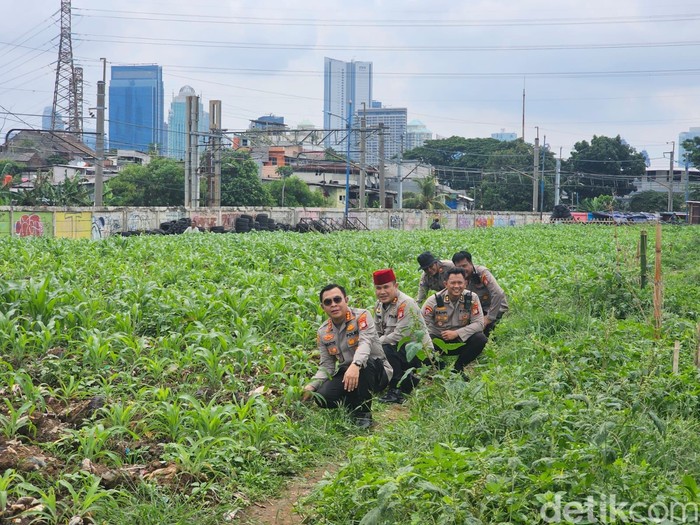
[483,311,503,338]
[382,343,422,393]
[315,358,388,414]
[434,332,488,371]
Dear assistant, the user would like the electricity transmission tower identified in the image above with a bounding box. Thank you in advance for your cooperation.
[51,0,82,135]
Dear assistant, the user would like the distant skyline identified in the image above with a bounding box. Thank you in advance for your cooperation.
[1,0,699,165]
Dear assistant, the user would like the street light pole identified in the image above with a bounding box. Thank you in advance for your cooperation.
[344,100,353,222]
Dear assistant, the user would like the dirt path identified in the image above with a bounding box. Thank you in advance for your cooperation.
[236,405,409,524]
[236,462,338,524]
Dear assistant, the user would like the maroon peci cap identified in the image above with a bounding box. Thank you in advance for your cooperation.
[373,268,397,285]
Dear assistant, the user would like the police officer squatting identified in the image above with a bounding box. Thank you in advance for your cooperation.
[372,268,434,405]
[303,284,392,429]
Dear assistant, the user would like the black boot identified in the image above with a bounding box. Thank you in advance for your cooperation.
[353,411,374,429]
[379,388,405,404]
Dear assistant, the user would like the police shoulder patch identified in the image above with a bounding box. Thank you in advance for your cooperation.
[358,312,368,330]
[471,302,479,315]
[424,306,433,315]
[482,274,489,285]
[397,303,406,320]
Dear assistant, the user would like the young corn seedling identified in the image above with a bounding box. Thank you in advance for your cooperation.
[0,399,36,439]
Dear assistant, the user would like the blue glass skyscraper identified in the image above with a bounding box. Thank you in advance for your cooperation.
[108,65,165,153]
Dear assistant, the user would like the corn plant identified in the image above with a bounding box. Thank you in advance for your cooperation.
[59,424,120,465]
[162,435,237,479]
[0,469,24,516]
[57,472,118,522]
[179,394,236,439]
[0,399,36,439]
[16,483,60,525]
[97,401,141,439]
[146,399,190,442]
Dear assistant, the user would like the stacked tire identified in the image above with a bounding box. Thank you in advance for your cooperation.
[235,217,250,233]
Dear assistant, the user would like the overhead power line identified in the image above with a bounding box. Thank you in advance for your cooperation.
[73,33,700,52]
[72,8,700,28]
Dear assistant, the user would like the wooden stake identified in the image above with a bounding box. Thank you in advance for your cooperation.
[653,222,663,339]
[695,322,700,368]
[640,230,647,289]
[673,341,680,374]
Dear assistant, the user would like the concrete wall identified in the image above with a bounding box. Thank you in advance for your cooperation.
[0,206,544,238]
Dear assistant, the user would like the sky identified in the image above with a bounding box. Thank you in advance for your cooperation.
[1,0,699,164]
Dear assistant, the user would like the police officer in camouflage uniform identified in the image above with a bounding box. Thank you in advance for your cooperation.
[452,251,509,338]
[421,267,487,374]
[303,283,392,428]
[372,268,434,404]
[416,251,454,304]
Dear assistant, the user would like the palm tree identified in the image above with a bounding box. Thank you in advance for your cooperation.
[403,176,449,210]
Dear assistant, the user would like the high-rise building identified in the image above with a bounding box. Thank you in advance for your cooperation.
[354,106,407,166]
[323,57,372,151]
[405,120,432,151]
[108,65,165,153]
[679,127,700,166]
[166,85,209,160]
[42,106,64,131]
[250,115,285,130]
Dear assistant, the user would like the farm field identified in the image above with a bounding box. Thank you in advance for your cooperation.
[0,224,698,524]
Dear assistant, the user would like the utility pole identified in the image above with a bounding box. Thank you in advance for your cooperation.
[521,86,526,142]
[397,133,404,209]
[554,147,561,206]
[185,95,200,208]
[667,141,675,212]
[209,100,222,208]
[378,123,386,208]
[533,128,539,212]
[93,58,106,207]
[540,135,546,215]
[359,103,366,209]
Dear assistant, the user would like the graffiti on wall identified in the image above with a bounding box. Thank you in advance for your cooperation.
[457,214,472,229]
[55,212,91,238]
[389,215,403,229]
[126,212,152,232]
[92,215,122,239]
[15,213,48,237]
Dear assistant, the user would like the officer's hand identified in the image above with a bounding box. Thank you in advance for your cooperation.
[302,384,315,401]
[483,318,492,327]
[441,329,459,341]
[343,364,360,392]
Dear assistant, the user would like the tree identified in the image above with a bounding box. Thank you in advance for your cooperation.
[682,137,700,168]
[268,175,325,207]
[13,172,91,206]
[403,177,449,210]
[220,150,272,206]
[579,194,616,212]
[628,191,685,212]
[565,135,645,200]
[106,157,185,206]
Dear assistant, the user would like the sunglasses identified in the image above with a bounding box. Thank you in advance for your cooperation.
[322,295,344,306]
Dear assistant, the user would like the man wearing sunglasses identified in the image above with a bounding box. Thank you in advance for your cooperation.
[303,283,392,429]
[372,268,433,404]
